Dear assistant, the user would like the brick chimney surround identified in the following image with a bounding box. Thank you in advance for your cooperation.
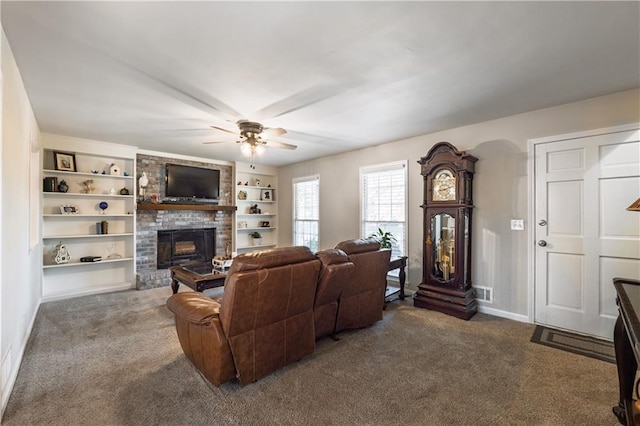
[135,153,233,290]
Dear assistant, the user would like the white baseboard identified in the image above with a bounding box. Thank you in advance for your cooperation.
[477,304,529,323]
[1,299,41,416]
[41,282,135,303]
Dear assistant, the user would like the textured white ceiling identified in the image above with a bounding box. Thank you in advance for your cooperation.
[2,1,639,166]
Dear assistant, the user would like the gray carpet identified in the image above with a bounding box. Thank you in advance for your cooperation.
[2,287,620,425]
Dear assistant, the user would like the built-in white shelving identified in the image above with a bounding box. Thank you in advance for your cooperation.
[41,135,137,301]
[234,162,278,253]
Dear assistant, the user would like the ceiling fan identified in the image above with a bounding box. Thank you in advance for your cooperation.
[204,120,297,157]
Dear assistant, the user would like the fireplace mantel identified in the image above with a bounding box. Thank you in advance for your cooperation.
[137,203,237,212]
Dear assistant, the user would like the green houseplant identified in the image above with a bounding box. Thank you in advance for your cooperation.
[370,228,397,249]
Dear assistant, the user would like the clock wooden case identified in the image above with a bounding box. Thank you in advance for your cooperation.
[414,142,478,320]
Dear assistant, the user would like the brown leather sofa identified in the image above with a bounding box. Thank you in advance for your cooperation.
[166,240,391,386]
[334,238,392,333]
[167,246,321,386]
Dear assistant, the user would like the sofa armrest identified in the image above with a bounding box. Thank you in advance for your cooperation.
[166,292,221,325]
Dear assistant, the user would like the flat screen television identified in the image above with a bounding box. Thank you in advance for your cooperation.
[165,164,220,202]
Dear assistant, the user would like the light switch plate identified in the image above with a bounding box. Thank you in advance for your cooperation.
[511,219,525,231]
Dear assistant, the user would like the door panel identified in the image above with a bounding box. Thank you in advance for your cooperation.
[547,253,583,310]
[535,128,640,339]
[547,181,583,236]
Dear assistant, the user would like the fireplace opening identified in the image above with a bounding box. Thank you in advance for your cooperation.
[157,228,215,269]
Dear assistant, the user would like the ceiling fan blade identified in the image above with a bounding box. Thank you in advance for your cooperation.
[252,82,351,120]
[210,125,238,135]
[263,127,287,137]
[266,140,297,150]
[203,140,237,145]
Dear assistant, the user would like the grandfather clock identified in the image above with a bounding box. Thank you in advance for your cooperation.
[414,142,478,320]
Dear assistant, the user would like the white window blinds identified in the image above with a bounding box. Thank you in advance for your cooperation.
[360,161,407,260]
[293,175,319,251]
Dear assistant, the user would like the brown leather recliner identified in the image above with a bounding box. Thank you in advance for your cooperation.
[314,249,354,339]
[167,246,321,386]
[333,238,391,333]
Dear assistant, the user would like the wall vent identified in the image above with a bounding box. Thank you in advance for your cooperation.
[475,286,493,303]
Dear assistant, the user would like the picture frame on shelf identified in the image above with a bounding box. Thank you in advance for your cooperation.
[260,221,270,227]
[54,151,77,172]
[60,204,79,215]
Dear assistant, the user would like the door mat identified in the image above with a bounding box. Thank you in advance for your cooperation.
[530,325,615,364]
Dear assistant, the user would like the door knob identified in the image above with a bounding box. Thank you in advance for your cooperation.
[538,220,547,226]
[538,240,547,247]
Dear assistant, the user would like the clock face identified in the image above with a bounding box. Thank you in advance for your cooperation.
[432,170,456,201]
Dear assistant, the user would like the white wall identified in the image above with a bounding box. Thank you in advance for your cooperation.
[278,88,640,319]
[1,28,41,413]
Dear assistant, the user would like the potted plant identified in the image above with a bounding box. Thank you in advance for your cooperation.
[249,231,263,246]
[370,228,397,249]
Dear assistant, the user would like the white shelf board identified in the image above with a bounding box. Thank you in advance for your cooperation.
[43,214,133,218]
[43,192,134,198]
[43,169,134,179]
[236,214,275,217]
[237,244,277,250]
[236,185,276,190]
[43,257,134,269]
[237,199,276,203]
[237,227,276,231]
[43,233,134,239]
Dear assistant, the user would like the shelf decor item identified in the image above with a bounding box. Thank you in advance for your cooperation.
[54,151,76,172]
[57,180,69,193]
[52,242,71,264]
[43,177,57,192]
[238,190,247,200]
[81,179,95,194]
[98,201,109,214]
[60,205,79,215]
[119,187,130,195]
[249,231,262,246]
[109,163,121,176]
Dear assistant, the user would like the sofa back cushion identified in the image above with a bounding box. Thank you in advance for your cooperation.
[314,249,354,339]
[334,238,391,331]
[219,246,321,385]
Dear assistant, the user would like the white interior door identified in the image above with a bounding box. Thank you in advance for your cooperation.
[534,128,640,339]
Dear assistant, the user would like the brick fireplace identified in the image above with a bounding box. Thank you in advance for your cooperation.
[135,153,233,290]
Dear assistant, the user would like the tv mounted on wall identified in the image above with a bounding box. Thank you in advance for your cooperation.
[165,164,220,203]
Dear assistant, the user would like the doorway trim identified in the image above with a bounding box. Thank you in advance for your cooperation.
[527,122,640,324]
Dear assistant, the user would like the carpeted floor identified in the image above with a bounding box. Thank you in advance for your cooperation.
[530,325,616,364]
[2,287,620,425]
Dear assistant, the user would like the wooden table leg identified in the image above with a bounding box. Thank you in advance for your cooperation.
[399,263,406,300]
[171,277,180,294]
[613,314,636,425]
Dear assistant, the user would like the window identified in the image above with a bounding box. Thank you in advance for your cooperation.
[360,161,407,261]
[293,175,319,251]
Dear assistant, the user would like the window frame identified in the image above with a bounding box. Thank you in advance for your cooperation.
[292,174,320,251]
[359,160,408,262]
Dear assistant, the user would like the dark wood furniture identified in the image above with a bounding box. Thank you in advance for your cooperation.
[170,264,227,294]
[385,256,408,302]
[414,142,478,320]
[613,277,640,425]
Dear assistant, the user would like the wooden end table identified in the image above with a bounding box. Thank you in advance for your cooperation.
[170,264,227,294]
[385,256,408,302]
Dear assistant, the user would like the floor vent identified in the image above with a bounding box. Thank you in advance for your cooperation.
[475,286,493,303]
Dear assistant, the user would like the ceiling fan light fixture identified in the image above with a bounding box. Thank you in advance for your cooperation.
[255,144,266,155]
[240,142,253,157]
